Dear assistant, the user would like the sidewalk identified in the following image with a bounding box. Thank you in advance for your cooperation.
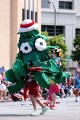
[0,96,80,120]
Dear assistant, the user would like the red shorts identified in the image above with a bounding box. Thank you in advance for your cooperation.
[49,84,60,94]
[27,80,39,97]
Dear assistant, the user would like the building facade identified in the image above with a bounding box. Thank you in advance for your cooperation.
[41,0,80,68]
[0,0,80,69]
[0,0,41,68]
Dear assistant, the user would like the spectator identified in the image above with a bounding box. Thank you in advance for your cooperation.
[0,81,7,101]
[0,66,6,73]
[0,72,5,81]
[64,83,71,97]
[74,61,80,77]
[59,83,65,97]
[42,88,49,100]
[73,73,80,102]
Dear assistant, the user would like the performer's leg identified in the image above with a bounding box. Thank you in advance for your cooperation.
[28,81,48,115]
[51,93,56,106]
[36,97,45,108]
[23,87,28,101]
[29,95,37,110]
[48,94,53,107]
[36,97,48,114]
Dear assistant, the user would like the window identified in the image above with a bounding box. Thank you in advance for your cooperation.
[76,28,80,35]
[31,11,33,20]
[59,1,73,9]
[22,9,29,20]
[22,9,25,20]
[41,25,65,36]
[35,12,37,23]
[41,0,50,8]
[22,9,37,22]
[27,10,29,19]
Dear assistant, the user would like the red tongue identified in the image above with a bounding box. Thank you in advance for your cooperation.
[29,67,43,72]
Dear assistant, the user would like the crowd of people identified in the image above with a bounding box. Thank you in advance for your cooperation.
[0,62,79,100]
[2,19,79,116]
[0,63,80,116]
[0,66,12,101]
[0,60,80,116]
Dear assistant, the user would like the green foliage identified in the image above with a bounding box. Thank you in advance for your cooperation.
[72,34,80,61]
[41,31,48,36]
[47,35,67,54]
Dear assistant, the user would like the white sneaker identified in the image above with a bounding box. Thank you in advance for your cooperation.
[30,110,40,116]
[41,106,49,115]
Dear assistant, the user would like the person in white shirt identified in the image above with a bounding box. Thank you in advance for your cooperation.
[0,81,7,101]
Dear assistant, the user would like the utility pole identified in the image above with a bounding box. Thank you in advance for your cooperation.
[48,1,56,36]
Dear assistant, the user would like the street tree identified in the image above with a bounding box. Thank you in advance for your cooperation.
[72,34,80,61]
[41,32,68,70]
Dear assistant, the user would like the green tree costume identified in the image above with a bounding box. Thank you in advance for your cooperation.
[6,19,70,93]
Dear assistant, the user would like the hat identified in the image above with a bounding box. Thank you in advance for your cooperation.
[18,19,38,33]
[51,48,62,57]
[51,48,61,53]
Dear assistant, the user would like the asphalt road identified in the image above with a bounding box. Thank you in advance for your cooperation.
[0,96,80,120]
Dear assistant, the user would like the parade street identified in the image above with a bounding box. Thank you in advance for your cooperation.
[0,96,80,120]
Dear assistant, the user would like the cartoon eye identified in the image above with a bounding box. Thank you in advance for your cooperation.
[35,38,46,51]
[20,42,32,54]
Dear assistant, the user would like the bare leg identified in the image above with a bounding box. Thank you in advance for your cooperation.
[29,95,37,110]
[48,94,54,107]
[36,97,45,108]
[49,101,53,106]
[36,97,48,115]
[0,90,3,101]
[51,93,56,105]
[3,90,7,100]
[29,95,48,115]
[75,89,79,102]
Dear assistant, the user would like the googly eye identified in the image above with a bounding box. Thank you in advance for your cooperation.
[35,38,46,51]
[20,42,32,54]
